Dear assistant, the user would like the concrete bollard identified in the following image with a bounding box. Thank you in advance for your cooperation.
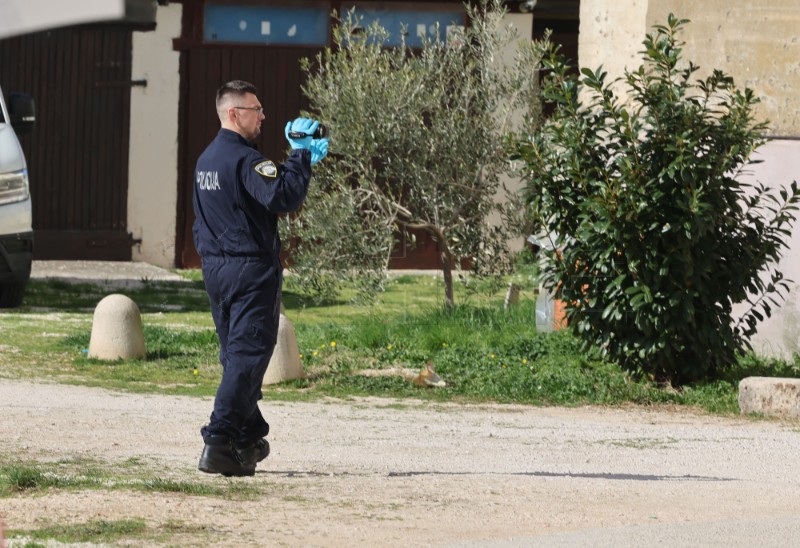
[88,294,146,360]
[504,282,520,310]
[739,377,800,419]
[263,314,304,385]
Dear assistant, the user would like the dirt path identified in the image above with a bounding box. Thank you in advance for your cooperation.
[2,379,800,547]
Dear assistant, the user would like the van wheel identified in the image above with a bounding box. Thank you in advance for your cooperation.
[0,282,26,308]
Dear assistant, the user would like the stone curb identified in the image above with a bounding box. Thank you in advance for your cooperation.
[739,376,800,419]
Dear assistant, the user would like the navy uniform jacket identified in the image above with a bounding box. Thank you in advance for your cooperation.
[192,128,312,264]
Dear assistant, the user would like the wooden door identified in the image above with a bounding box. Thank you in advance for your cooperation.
[0,25,135,260]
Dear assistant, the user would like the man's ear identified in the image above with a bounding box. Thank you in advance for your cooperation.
[225,107,237,124]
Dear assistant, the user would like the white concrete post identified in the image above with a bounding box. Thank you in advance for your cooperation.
[263,314,304,385]
[88,294,146,360]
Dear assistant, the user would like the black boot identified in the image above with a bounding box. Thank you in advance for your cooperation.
[198,435,256,477]
[235,438,270,467]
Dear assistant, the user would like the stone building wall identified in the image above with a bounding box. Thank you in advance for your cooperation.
[646,0,800,137]
[581,0,800,136]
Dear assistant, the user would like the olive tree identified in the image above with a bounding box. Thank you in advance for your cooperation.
[514,15,800,386]
[284,0,544,306]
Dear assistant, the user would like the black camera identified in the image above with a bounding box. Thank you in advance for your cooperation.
[287,123,327,140]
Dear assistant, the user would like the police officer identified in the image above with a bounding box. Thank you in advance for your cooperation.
[194,80,329,477]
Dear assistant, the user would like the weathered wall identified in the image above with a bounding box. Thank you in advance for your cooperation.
[128,4,181,268]
[495,12,534,252]
[580,0,800,360]
[578,0,648,96]
[581,0,800,136]
[646,0,800,137]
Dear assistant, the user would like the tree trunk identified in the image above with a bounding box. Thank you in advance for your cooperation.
[398,215,455,308]
[438,246,455,310]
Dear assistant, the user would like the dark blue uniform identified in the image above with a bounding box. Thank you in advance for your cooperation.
[193,128,311,447]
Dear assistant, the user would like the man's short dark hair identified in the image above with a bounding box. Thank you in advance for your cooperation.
[216,80,258,110]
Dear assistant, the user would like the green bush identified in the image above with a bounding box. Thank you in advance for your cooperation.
[514,14,800,386]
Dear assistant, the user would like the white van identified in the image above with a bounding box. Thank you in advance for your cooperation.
[0,85,35,308]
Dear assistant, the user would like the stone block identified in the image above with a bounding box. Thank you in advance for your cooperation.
[738,377,800,419]
[88,294,146,360]
[263,314,303,385]
[504,282,520,310]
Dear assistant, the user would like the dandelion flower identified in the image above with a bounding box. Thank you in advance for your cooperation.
[522,358,527,365]
[330,341,337,348]
[193,369,198,375]
[387,344,393,350]
[313,351,319,357]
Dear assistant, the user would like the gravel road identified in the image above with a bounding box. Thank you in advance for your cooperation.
[2,379,800,547]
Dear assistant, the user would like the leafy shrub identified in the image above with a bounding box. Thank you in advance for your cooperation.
[514,15,800,386]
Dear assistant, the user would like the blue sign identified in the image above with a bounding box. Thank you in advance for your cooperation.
[204,5,329,45]
[350,8,466,47]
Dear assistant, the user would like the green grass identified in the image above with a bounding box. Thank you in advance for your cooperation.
[0,463,103,493]
[0,456,272,548]
[10,519,147,544]
[8,518,211,547]
[1,273,798,413]
[21,277,211,312]
[0,458,263,500]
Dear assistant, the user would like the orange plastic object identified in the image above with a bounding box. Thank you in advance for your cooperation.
[553,299,568,330]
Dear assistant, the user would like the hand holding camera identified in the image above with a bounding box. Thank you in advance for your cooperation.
[285,117,330,164]
[285,117,328,149]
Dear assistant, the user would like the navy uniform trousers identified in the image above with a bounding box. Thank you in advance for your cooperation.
[200,256,282,447]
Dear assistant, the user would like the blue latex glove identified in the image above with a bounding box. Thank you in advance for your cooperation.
[284,117,319,150]
[309,138,329,165]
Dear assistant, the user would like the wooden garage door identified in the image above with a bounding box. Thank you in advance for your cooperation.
[0,25,135,260]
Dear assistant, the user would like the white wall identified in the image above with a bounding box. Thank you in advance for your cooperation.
[733,139,800,360]
[127,3,181,267]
